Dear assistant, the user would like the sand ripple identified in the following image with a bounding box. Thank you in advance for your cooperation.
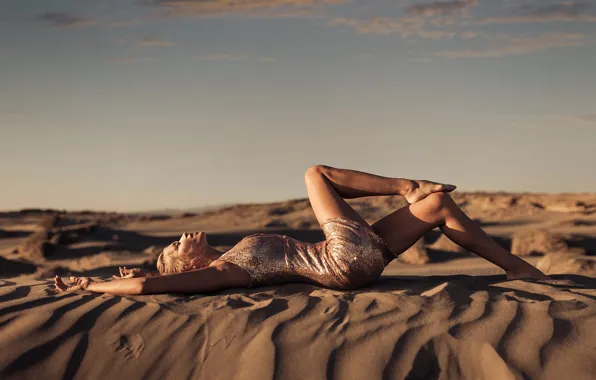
[1,275,595,380]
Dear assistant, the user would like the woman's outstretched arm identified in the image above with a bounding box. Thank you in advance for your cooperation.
[54,261,250,295]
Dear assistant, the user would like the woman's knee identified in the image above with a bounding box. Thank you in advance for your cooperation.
[419,192,453,215]
[305,165,325,179]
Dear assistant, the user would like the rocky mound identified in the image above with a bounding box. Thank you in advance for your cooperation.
[16,222,100,259]
[397,238,429,265]
[429,234,468,254]
[17,229,56,259]
[511,229,586,256]
[0,256,36,276]
[536,253,596,275]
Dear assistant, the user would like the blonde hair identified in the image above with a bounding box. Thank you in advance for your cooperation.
[157,251,194,275]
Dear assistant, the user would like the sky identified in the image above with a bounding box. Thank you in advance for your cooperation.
[1,0,595,212]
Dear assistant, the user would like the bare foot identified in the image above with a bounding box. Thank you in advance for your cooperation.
[404,180,457,205]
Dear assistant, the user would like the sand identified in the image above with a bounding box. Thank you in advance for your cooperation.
[1,192,595,379]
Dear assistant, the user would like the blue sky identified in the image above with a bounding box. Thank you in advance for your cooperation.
[1,0,595,211]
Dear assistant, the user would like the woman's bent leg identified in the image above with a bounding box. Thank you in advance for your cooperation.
[372,193,548,280]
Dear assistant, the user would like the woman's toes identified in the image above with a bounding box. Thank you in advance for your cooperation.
[434,183,453,192]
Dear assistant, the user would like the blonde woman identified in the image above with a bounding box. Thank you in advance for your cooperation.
[55,166,549,294]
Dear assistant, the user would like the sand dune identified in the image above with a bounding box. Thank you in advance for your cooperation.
[1,192,596,379]
[0,274,594,379]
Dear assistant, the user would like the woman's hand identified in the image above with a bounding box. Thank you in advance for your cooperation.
[112,267,147,279]
[54,275,95,292]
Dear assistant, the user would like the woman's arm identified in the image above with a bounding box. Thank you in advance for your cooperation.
[54,261,250,295]
[55,275,146,295]
[310,165,415,199]
[88,277,146,294]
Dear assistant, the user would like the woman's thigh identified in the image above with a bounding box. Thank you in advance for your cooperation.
[305,166,369,227]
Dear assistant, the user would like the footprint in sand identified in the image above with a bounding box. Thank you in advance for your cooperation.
[112,334,145,360]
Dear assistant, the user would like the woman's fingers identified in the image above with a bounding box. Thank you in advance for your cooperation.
[54,275,68,292]
[114,267,139,279]
[55,275,87,292]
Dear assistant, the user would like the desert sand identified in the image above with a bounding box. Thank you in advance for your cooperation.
[1,192,596,380]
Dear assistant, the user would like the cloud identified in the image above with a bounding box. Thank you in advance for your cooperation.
[137,38,176,46]
[328,1,486,40]
[329,17,457,39]
[108,20,141,28]
[510,121,539,129]
[560,114,596,126]
[105,57,159,64]
[153,0,344,18]
[408,0,478,17]
[474,2,596,24]
[460,31,481,39]
[436,32,585,58]
[195,54,248,61]
[37,13,97,28]
[106,57,139,63]
[409,57,432,63]
[194,53,276,62]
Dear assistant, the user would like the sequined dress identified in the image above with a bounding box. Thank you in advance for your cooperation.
[216,217,396,290]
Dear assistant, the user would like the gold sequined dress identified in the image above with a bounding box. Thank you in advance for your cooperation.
[216,217,396,290]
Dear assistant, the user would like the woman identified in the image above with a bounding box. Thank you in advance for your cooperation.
[54,165,549,294]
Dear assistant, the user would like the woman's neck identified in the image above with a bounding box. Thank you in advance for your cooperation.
[205,246,224,265]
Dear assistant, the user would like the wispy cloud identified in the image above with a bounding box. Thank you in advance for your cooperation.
[510,121,539,129]
[409,57,432,63]
[105,56,159,64]
[327,0,485,40]
[153,0,344,18]
[37,13,97,28]
[329,17,458,39]
[460,31,481,39]
[107,20,141,28]
[408,0,478,17]
[436,32,585,58]
[195,53,247,61]
[137,38,176,47]
[106,57,140,64]
[194,53,276,62]
[474,1,596,24]
[559,114,596,126]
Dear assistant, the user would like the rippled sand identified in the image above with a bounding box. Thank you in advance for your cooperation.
[1,274,595,380]
[1,192,596,379]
